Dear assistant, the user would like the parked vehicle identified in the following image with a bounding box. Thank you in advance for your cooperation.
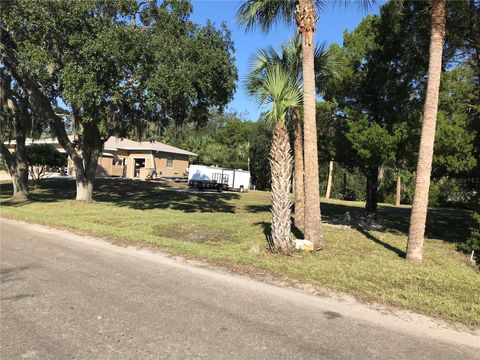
[188,165,251,192]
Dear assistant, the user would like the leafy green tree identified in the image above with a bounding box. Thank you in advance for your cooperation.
[1,0,144,201]
[26,144,67,185]
[433,66,477,178]
[460,197,480,264]
[1,0,237,202]
[0,70,31,200]
[160,110,254,170]
[249,118,272,190]
[324,13,413,217]
[0,67,47,200]
[141,3,237,130]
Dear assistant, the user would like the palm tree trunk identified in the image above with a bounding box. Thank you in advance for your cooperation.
[325,160,333,199]
[293,109,305,229]
[396,174,401,206]
[407,0,446,262]
[269,122,293,253]
[296,0,324,249]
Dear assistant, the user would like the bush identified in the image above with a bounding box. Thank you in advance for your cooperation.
[428,183,442,207]
[27,144,67,184]
[0,158,7,172]
[458,203,480,264]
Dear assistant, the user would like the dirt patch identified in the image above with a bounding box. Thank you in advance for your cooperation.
[92,218,130,228]
[154,224,235,243]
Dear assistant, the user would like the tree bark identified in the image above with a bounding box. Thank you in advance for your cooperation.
[0,143,29,201]
[296,0,324,249]
[269,122,293,253]
[0,110,29,201]
[75,176,94,202]
[0,68,30,201]
[292,109,305,229]
[325,160,333,199]
[71,121,102,202]
[365,167,379,219]
[1,38,102,202]
[407,0,446,262]
[396,174,401,206]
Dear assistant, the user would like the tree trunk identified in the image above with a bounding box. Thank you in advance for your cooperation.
[396,174,401,206]
[292,109,305,229]
[269,122,293,253]
[407,0,446,262]
[0,131,29,201]
[296,0,324,249]
[365,167,379,219]
[11,171,29,201]
[325,160,333,199]
[14,116,29,195]
[50,109,103,202]
[75,175,94,202]
[73,123,102,202]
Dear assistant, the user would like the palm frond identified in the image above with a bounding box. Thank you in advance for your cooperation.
[236,0,297,32]
[314,42,343,94]
[333,0,376,12]
[259,65,302,125]
[236,0,371,32]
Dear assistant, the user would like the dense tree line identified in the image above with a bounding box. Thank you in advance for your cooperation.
[159,110,254,171]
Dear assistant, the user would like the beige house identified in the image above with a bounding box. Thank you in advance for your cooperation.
[97,137,196,179]
[6,136,196,180]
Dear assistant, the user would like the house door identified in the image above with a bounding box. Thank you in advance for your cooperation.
[134,158,145,178]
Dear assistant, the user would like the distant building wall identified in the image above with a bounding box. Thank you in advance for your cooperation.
[5,140,192,180]
[96,156,123,177]
[154,152,189,177]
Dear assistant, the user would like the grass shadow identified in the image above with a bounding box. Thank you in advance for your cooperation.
[356,226,406,258]
[246,200,471,245]
[290,219,304,240]
[1,178,240,214]
[254,221,275,251]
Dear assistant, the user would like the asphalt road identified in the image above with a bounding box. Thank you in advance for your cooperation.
[1,218,478,359]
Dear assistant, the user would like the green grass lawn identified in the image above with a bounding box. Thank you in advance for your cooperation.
[1,178,479,328]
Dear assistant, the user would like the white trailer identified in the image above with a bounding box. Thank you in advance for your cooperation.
[188,165,250,192]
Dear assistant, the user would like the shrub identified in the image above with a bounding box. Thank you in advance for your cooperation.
[27,144,67,185]
[458,205,480,264]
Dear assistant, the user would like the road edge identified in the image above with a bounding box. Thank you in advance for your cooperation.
[1,216,479,349]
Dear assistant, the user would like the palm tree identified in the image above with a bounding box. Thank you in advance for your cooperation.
[247,35,339,229]
[406,0,446,262]
[237,0,370,249]
[246,64,301,253]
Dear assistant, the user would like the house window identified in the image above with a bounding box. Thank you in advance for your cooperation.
[166,155,173,168]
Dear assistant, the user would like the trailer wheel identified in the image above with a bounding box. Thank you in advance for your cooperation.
[239,185,245,193]
[216,184,223,193]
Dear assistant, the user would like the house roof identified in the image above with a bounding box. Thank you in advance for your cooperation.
[6,135,197,157]
[103,137,197,156]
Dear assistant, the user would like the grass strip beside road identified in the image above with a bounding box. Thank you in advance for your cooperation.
[1,179,479,328]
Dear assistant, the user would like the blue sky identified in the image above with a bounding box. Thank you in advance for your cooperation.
[190,0,385,121]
